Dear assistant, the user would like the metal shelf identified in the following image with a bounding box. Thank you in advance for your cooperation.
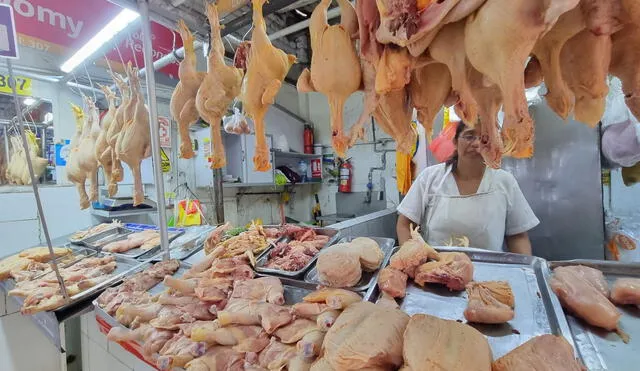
[90,208,158,218]
[223,180,322,188]
[272,150,322,159]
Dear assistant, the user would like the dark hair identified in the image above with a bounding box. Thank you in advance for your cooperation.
[445,121,468,170]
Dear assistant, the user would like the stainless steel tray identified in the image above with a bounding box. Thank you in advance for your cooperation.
[110,230,185,260]
[255,227,341,278]
[82,227,133,250]
[368,246,574,360]
[549,260,640,371]
[304,236,396,292]
[68,223,122,245]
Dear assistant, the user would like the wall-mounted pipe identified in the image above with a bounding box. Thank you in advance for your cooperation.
[366,119,396,204]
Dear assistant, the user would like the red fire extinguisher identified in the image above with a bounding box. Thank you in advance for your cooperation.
[304,125,314,154]
[339,159,353,193]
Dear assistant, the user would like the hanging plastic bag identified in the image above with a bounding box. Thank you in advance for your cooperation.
[176,198,204,226]
[223,107,251,135]
[429,120,458,163]
[397,122,418,195]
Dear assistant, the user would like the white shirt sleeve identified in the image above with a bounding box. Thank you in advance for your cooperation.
[397,169,428,225]
[504,173,540,236]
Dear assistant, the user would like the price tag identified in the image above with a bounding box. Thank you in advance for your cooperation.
[0,74,32,96]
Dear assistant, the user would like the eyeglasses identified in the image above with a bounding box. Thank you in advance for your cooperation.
[460,134,481,142]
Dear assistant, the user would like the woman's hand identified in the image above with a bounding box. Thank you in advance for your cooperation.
[506,232,532,255]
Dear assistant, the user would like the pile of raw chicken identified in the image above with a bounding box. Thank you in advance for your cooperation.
[67,62,152,209]
[0,246,118,314]
[262,224,331,272]
[97,250,363,370]
[170,0,640,172]
[4,132,47,185]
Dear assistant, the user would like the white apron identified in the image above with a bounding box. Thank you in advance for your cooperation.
[422,166,508,251]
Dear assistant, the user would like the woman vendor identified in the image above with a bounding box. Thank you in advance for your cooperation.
[396,121,539,255]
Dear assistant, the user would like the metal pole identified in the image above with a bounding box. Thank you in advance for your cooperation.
[6,59,68,299]
[137,0,170,260]
[213,169,224,224]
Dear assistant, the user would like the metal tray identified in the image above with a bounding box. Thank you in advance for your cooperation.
[304,236,396,292]
[68,223,122,245]
[549,260,640,371]
[82,227,134,250]
[255,227,341,278]
[367,246,574,360]
[109,230,185,260]
[146,226,215,263]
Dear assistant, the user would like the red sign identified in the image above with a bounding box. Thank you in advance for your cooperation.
[158,116,171,148]
[5,0,182,78]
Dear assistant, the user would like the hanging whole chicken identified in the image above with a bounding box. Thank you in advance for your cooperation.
[297,0,361,158]
[241,0,296,171]
[195,1,244,169]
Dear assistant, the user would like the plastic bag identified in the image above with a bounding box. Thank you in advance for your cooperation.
[604,212,639,261]
[602,120,640,168]
[429,121,458,163]
[223,107,251,135]
[176,199,204,226]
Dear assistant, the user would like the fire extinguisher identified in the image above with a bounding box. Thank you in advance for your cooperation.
[339,159,353,193]
[304,125,314,154]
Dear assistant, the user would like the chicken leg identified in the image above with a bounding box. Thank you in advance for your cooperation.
[465,0,579,158]
[96,85,117,194]
[172,20,205,160]
[196,1,244,169]
[241,0,296,171]
[296,0,361,158]
[610,24,640,122]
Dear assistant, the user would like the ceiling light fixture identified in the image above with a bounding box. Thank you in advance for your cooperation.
[60,9,139,73]
[23,97,36,106]
[295,9,308,17]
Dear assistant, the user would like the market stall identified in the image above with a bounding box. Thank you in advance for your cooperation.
[1,0,640,370]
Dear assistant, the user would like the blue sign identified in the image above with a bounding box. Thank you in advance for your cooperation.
[56,140,71,166]
[0,4,19,59]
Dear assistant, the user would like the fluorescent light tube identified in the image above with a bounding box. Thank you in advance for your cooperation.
[60,9,139,73]
[23,97,36,106]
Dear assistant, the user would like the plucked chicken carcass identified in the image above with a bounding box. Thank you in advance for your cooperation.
[65,103,87,204]
[230,277,285,305]
[560,29,611,127]
[531,7,586,120]
[465,0,580,158]
[610,24,640,122]
[296,0,361,158]
[610,278,640,306]
[102,229,161,253]
[184,346,245,371]
[409,62,453,141]
[373,87,417,154]
[95,85,117,195]
[414,252,474,291]
[156,334,207,370]
[464,281,515,324]
[302,287,362,310]
[241,0,296,171]
[403,313,492,371]
[172,20,205,159]
[106,73,129,195]
[6,134,47,186]
[551,265,620,331]
[115,64,151,206]
[390,225,440,278]
[67,97,100,208]
[492,334,583,371]
[316,238,384,288]
[195,2,243,169]
[319,301,409,370]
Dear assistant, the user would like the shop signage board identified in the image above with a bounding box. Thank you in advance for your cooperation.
[158,116,171,148]
[0,3,18,59]
[2,0,181,77]
[0,73,30,95]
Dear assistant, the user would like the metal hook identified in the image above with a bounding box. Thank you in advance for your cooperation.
[83,63,98,101]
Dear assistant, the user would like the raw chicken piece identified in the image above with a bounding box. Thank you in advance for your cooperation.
[297,330,325,358]
[195,3,243,169]
[273,318,318,343]
[317,310,341,331]
[156,334,207,370]
[316,245,362,287]
[372,87,417,155]
[171,20,205,159]
[551,266,620,330]
[241,0,296,171]
[217,299,292,333]
[464,281,515,324]
[202,222,232,256]
[107,323,174,360]
[403,313,492,371]
[375,0,462,47]
[375,45,413,94]
[610,24,640,122]
[414,252,474,291]
[561,265,609,297]
[322,301,409,370]
[230,277,285,305]
[296,0,362,157]
[66,101,92,209]
[102,230,158,252]
[611,278,640,306]
[257,337,298,370]
[95,85,117,195]
[75,96,101,203]
[376,292,400,309]
[560,29,611,127]
[350,237,384,271]
[106,73,128,195]
[389,225,440,278]
[465,0,579,158]
[191,324,269,353]
[492,334,583,371]
[409,62,453,141]
[429,21,478,125]
[303,288,362,310]
[291,302,330,319]
[377,267,408,298]
[115,64,151,206]
[184,346,245,371]
[532,7,585,119]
